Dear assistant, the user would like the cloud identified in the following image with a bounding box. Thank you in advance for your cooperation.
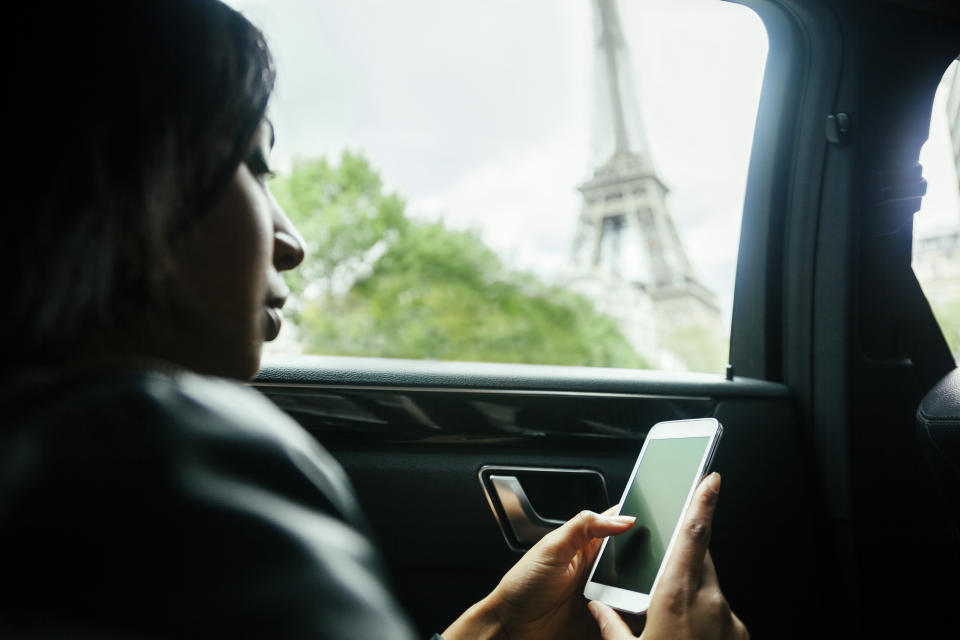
[229,0,960,329]
[409,133,588,276]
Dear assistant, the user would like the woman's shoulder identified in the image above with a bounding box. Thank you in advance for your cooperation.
[0,363,417,639]
[5,364,315,464]
[3,362,361,524]
[5,363,294,436]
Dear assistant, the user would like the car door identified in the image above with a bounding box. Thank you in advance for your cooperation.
[243,0,816,637]
[253,358,815,637]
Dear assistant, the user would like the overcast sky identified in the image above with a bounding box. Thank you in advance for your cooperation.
[227,0,960,321]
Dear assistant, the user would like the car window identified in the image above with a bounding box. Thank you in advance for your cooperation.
[229,0,768,373]
[912,60,960,358]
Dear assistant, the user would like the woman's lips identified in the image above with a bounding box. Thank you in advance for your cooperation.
[264,306,283,341]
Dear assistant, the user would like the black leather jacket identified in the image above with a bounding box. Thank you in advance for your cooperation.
[0,367,420,638]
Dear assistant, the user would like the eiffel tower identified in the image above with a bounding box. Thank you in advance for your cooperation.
[569,0,721,367]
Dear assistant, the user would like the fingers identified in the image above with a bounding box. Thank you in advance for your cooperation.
[641,474,749,639]
[587,601,637,639]
[731,610,751,639]
[701,550,719,588]
[542,509,635,565]
[660,472,721,590]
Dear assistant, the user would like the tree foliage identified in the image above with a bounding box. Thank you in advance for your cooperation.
[659,324,727,374]
[271,152,648,368]
[270,152,407,300]
[931,298,960,357]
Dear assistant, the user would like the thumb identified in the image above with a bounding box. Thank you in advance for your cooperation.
[588,601,637,639]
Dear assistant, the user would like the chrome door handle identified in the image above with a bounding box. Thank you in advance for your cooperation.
[489,475,566,545]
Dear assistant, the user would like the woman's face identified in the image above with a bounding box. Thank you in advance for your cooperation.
[161,120,305,380]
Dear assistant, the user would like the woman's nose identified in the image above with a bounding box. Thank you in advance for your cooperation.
[273,210,306,272]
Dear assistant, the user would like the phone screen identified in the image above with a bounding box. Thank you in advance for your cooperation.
[591,436,711,594]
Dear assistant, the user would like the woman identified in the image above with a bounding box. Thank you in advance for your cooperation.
[0,1,747,638]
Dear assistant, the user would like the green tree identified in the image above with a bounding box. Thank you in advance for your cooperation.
[272,153,648,368]
[270,152,407,301]
[931,299,960,356]
[659,325,727,374]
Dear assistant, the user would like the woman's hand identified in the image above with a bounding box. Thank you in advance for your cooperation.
[587,473,749,640]
[443,507,635,640]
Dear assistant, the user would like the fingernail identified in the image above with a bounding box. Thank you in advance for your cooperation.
[708,472,722,491]
[603,515,636,526]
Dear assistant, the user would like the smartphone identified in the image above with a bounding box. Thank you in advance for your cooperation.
[583,418,723,614]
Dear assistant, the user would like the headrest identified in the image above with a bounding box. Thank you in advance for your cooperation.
[917,367,960,476]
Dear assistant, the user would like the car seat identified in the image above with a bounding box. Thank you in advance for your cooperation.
[916,367,960,548]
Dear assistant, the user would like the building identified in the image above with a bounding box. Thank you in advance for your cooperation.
[567,0,722,370]
[947,61,960,183]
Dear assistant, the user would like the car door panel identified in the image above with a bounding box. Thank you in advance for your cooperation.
[254,358,817,637]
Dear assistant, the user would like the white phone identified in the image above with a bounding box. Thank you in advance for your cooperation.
[583,418,723,614]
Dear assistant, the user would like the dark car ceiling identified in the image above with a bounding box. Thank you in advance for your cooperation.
[885,0,960,21]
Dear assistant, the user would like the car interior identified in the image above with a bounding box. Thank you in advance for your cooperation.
[252,0,960,637]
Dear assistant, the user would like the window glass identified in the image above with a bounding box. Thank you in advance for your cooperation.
[913,61,960,357]
[228,0,768,372]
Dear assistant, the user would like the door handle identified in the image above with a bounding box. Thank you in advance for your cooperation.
[489,475,566,545]
[480,466,608,551]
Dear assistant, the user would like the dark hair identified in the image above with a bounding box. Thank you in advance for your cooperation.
[4,0,275,367]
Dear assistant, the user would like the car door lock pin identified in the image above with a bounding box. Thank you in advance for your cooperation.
[826,112,851,145]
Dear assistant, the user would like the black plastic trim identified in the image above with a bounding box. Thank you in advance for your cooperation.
[256,356,790,399]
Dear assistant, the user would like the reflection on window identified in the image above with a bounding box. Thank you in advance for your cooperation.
[233,0,768,372]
